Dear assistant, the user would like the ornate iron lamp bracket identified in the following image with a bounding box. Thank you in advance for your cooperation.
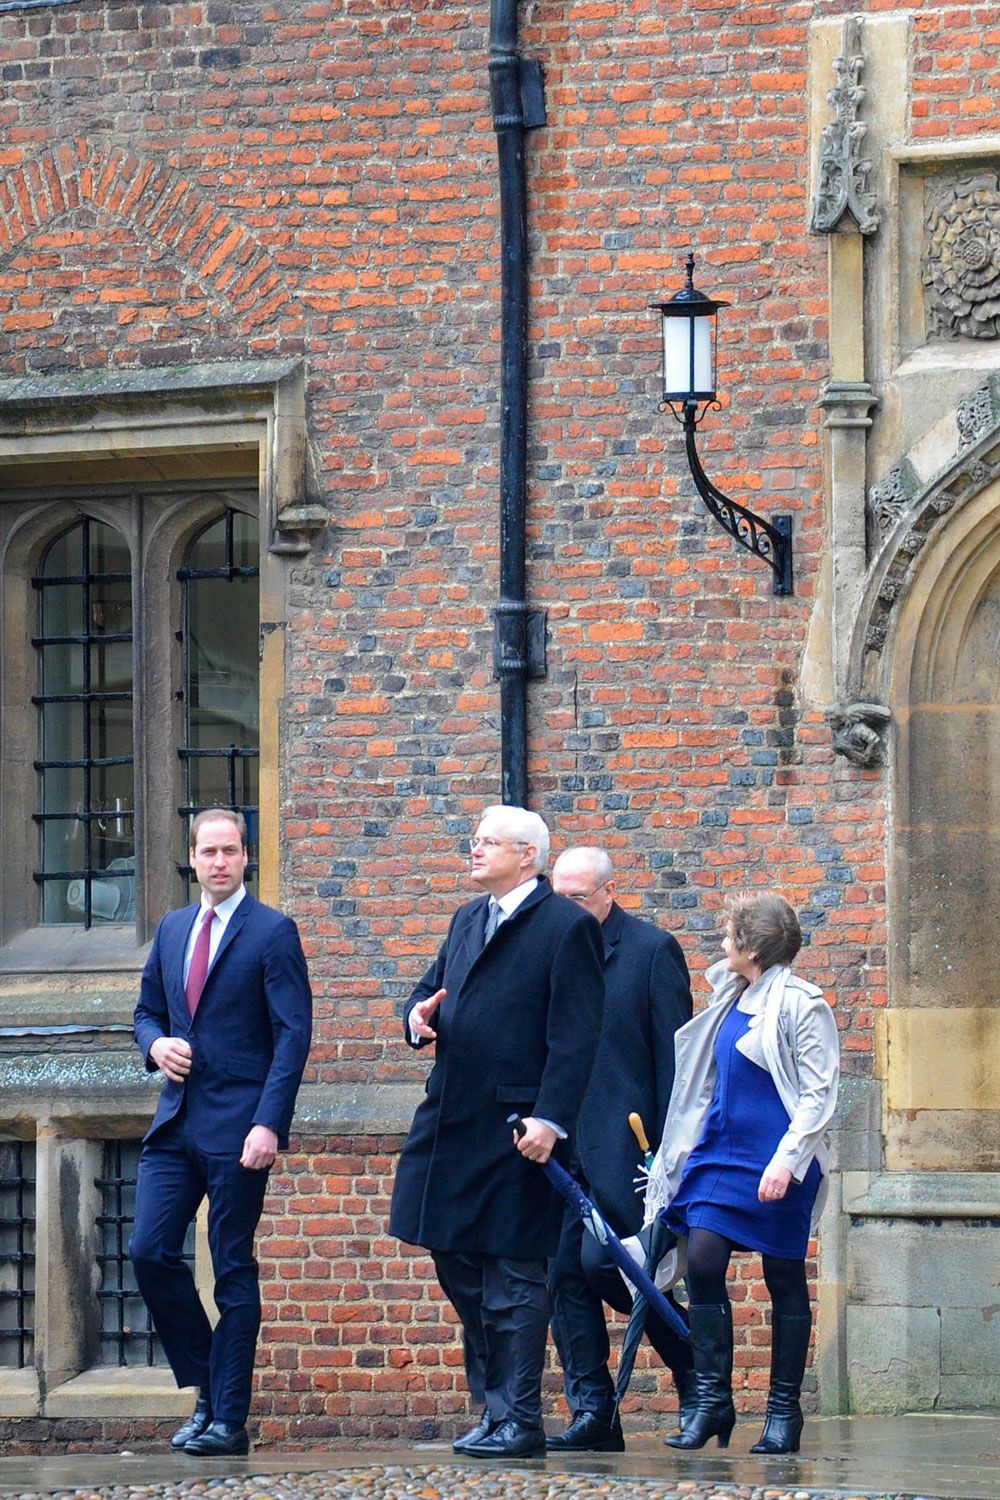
[668,398,794,596]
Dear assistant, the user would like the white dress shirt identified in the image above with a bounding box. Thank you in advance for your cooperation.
[491,875,538,923]
[182,885,247,988]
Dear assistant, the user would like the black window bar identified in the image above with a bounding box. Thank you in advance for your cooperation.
[0,1142,36,1369]
[95,1142,195,1367]
[176,509,260,896]
[32,517,134,928]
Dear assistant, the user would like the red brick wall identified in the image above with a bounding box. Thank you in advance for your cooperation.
[2,0,996,1448]
[251,1141,818,1444]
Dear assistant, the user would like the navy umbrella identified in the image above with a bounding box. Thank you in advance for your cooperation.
[509,1116,688,1342]
[612,1211,684,1418]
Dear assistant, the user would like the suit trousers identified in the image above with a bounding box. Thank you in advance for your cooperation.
[549,1204,693,1420]
[432,1250,549,1429]
[129,1116,270,1427]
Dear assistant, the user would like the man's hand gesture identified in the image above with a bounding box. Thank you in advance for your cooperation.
[149,1036,192,1083]
[411,988,446,1041]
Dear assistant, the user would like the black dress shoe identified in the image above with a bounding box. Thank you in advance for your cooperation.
[453,1413,500,1452]
[463,1418,546,1458]
[183,1420,250,1456]
[170,1395,212,1450]
[546,1410,625,1453]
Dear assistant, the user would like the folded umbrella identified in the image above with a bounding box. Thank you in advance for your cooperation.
[612,1210,684,1418]
[508,1115,688,1343]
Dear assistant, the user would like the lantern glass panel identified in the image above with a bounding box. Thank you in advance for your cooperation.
[662,313,714,401]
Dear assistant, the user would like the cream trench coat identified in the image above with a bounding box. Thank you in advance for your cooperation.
[624,959,840,1290]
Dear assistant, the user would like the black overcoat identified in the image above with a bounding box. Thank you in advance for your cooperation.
[573,903,691,1234]
[389,877,604,1258]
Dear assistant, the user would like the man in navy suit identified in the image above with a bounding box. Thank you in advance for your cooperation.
[130,809,312,1456]
[390,806,604,1459]
[547,846,693,1452]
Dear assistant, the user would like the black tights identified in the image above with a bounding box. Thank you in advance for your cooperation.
[685,1227,810,1317]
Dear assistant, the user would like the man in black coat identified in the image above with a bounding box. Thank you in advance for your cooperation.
[390,806,604,1459]
[547,845,694,1452]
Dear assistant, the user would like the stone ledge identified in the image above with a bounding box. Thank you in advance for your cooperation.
[0,1367,40,1417]
[0,1073,423,1139]
[292,1082,422,1137]
[43,1366,194,1419]
[0,358,301,412]
[846,1171,1000,1219]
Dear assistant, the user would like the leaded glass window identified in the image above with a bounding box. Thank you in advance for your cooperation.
[32,518,135,927]
[0,1142,35,1369]
[178,509,260,896]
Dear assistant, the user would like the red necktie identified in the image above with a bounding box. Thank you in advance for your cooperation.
[186,908,217,1017]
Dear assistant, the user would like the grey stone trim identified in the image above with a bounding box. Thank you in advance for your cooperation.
[846,1171,1000,1218]
[0,0,81,11]
[841,395,1000,709]
[0,358,302,409]
[0,357,326,557]
[825,701,891,767]
[0,1058,421,1139]
[956,375,1000,448]
[868,458,920,540]
[819,379,879,429]
[811,16,881,236]
[923,172,1000,340]
[293,1081,422,1137]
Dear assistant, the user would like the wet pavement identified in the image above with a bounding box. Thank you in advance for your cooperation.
[0,1416,997,1500]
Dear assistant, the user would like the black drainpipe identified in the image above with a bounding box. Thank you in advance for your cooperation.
[489,0,547,807]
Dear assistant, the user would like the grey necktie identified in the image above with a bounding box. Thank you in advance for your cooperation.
[484,897,502,944]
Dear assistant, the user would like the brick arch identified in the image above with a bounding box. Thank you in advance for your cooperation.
[0,140,290,332]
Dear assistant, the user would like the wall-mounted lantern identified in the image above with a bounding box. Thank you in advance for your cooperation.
[652,253,794,596]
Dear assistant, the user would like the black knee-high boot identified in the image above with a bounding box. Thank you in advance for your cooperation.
[664,1303,735,1450]
[672,1364,699,1433]
[750,1311,811,1455]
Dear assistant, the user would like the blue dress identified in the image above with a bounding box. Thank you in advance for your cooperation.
[666,1004,820,1259]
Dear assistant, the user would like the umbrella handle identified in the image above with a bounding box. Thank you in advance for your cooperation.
[629,1111,655,1173]
[628,1112,650,1154]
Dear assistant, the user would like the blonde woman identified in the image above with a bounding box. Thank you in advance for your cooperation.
[643,891,839,1453]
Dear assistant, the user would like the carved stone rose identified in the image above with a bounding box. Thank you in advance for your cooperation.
[923,173,1000,339]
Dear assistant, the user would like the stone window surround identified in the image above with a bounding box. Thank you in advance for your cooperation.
[0,479,260,959]
[0,360,314,1420]
[0,358,312,956]
[0,1117,213,1421]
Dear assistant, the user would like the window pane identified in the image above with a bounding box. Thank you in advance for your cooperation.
[179,511,260,899]
[96,1142,192,1366]
[0,1142,36,1370]
[35,519,135,928]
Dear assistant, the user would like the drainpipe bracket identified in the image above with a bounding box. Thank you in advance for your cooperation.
[519,57,547,129]
[493,607,548,681]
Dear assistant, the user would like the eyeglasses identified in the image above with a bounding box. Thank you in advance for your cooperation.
[563,881,610,903]
[468,836,528,852]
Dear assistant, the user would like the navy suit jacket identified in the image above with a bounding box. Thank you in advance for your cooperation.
[573,903,691,1234]
[134,892,312,1153]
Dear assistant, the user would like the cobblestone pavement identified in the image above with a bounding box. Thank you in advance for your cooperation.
[0,1470,905,1500]
[1,1417,998,1500]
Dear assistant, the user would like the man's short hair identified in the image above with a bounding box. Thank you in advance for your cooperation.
[189,808,248,851]
[480,805,550,873]
[723,890,802,970]
[552,846,613,887]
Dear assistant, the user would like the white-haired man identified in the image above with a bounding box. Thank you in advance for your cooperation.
[548,845,693,1452]
[390,806,604,1458]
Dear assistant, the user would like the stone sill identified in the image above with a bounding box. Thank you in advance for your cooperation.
[845,1171,1000,1219]
[43,1366,194,1419]
[0,1368,40,1416]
